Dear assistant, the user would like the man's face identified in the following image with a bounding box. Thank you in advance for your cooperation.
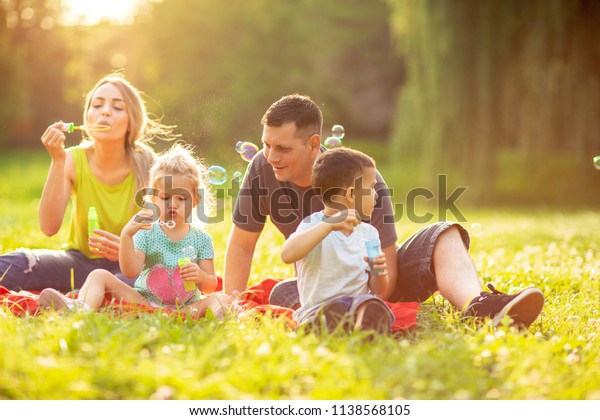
[261,121,319,187]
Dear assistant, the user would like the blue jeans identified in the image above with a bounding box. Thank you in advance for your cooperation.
[0,248,135,293]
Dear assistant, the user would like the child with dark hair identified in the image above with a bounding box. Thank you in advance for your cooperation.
[281,147,394,334]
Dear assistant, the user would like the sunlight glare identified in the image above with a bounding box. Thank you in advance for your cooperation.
[61,0,140,26]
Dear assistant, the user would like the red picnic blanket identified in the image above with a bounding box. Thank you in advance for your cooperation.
[0,278,419,332]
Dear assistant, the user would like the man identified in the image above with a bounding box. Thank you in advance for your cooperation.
[224,94,544,327]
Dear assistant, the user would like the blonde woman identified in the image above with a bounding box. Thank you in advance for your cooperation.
[0,74,176,292]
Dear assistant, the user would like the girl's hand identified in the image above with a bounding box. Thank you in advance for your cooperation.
[180,263,216,293]
[89,229,120,262]
[180,262,202,283]
[40,122,67,162]
[121,209,153,238]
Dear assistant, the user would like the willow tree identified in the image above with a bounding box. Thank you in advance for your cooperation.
[387,0,600,205]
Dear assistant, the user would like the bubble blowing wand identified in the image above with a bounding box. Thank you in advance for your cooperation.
[60,122,110,133]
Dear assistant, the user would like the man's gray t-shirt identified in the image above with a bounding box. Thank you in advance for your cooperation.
[232,149,398,248]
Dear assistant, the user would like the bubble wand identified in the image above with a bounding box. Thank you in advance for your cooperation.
[60,122,110,133]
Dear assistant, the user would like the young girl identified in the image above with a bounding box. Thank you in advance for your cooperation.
[0,73,176,292]
[38,145,232,318]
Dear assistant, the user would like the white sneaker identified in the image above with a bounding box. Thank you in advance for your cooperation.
[38,288,90,312]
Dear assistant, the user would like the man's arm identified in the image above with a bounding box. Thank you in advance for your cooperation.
[377,243,398,301]
[223,225,262,295]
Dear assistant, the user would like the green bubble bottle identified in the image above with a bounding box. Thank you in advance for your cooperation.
[179,246,197,292]
[88,206,100,240]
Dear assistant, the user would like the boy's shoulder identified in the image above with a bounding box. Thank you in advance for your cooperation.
[357,221,379,237]
[298,211,325,228]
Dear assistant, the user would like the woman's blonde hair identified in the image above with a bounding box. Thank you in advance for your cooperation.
[82,73,178,192]
[149,144,215,222]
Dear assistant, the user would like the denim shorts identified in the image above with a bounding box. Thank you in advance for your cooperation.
[390,221,470,302]
[270,221,470,307]
[0,248,135,293]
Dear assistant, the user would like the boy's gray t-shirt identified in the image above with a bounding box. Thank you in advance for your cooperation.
[290,211,380,324]
[232,150,398,248]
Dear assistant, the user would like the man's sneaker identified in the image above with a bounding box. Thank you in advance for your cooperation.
[354,300,392,335]
[463,283,544,328]
[38,288,89,312]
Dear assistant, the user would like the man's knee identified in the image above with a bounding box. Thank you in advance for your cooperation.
[435,223,470,251]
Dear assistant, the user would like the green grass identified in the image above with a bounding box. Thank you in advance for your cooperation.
[1,150,599,399]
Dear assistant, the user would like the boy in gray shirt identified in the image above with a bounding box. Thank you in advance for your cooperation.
[281,148,394,333]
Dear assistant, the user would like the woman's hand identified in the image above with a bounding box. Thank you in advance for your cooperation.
[88,229,121,262]
[40,122,67,162]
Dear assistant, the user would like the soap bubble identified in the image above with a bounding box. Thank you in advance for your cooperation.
[232,171,243,181]
[594,156,600,170]
[471,223,483,237]
[208,165,227,185]
[163,220,176,229]
[331,124,345,139]
[239,142,259,162]
[182,245,196,260]
[324,136,343,149]
[235,141,245,153]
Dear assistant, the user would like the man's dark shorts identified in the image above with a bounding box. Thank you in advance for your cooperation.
[270,221,470,307]
[390,221,470,302]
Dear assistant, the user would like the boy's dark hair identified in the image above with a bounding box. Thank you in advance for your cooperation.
[312,148,375,206]
[261,94,323,140]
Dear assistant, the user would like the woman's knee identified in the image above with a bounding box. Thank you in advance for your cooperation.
[0,250,35,275]
[0,250,37,290]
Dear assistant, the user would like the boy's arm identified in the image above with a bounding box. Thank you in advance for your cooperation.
[281,221,333,264]
[282,210,361,264]
[378,244,397,300]
[370,271,389,297]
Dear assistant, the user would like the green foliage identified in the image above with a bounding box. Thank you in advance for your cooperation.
[387,0,600,206]
[1,151,599,399]
[2,1,599,205]
[0,0,400,157]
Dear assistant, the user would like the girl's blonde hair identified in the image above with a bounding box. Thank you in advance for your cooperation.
[82,73,178,192]
[149,144,215,221]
